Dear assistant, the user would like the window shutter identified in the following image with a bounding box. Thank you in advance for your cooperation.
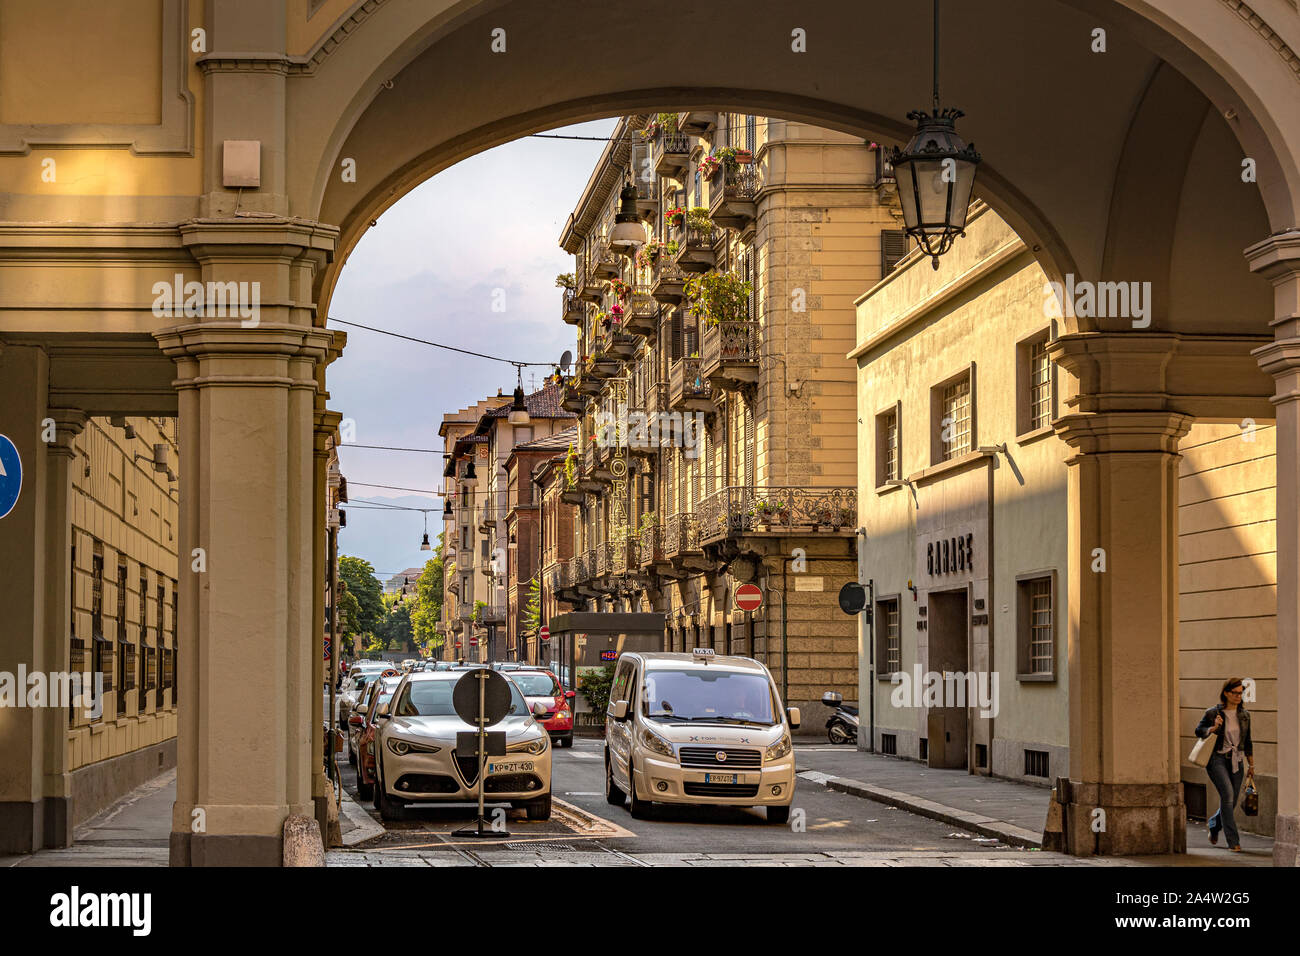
[746,114,756,154]
[671,309,683,361]
[881,229,908,276]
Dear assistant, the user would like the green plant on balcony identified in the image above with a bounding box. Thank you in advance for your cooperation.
[753,499,790,526]
[839,505,856,526]
[555,272,575,289]
[683,270,752,328]
[664,206,685,229]
[471,600,487,623]
[639,511,658,534]
[686,207,714,235]
[636,238,678,269]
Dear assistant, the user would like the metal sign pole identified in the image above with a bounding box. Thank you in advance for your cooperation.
[476,669,487,834]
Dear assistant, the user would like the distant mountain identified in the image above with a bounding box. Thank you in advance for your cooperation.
[338,494,441,580]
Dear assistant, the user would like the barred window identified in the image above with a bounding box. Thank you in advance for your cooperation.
[1029,338,1052,430]
[876,407,899,485]
[940,373,972,461]
[1017,574,1056,679]
[874,597,902,678]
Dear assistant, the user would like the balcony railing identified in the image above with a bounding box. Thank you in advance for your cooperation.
[661,512,701,559]
[575,257,602,304]
[592,238,620,279]
[700,319,759,389]
[652,129,690,178]
[645,381,668,415]
[476,604,507,625]
[708,162,761,231]
[650,256,687,304]
[598,321,639,360]
[634,178,658,219]
[615,532,636,573]
[669,357,713,411]
[638,523,662,568]
[585,351,620,380]
[696,486,859,543]
[561,287,584,325]
[624,288,658,337]
[671,219,716,273]
[560,378,585,413]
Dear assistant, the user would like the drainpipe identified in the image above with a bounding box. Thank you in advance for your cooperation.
[781,557,789,707]
[856,526,875,753]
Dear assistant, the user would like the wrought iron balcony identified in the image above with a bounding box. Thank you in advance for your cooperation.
[671,219,716,274]
[576,257,602,304]
[624,289,658,337]
[561,287,584,325]
[669,357,713,413]
[644,381,667,416]
[696,486,859,544]
[650,256,687,304]
[652,129,690,179]
[634,178,658,220]
[585,351,620,380]
[477,604,507,625]
[661,513,708,572]
[592,239,620,279]
[616,531,636,573]
[598,321,639,361]
[701,319,759,389]
[708,162,761,232]
[575,368,603,396]
[638,523,662,569]
[560,378,586,413]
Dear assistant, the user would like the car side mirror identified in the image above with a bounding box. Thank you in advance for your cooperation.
[565,690,576,700]
[531,701,549,717]
[787,706,801,730]
[609,699,629,720]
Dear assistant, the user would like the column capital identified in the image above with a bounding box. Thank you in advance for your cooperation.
[153,323,335,391]
[43,407,88,456]
[1245,229,1300,341]
[1054,409,1193,456]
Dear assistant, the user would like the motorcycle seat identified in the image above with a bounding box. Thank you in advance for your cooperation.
[839,704,859,716]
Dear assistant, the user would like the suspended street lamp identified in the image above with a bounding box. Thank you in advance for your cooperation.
[419,511,432,551]
[886,0,981,270]
[608,176,647,254]
[507,364,530,425]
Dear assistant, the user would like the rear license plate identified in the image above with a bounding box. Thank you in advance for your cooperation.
[487,760,534,774]
[704,773,736,784]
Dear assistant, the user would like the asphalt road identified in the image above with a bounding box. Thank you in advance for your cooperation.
[336,733,1026,863]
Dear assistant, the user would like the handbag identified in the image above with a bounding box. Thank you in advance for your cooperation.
[1242,773,1259,817]
[1188,733,1215,768]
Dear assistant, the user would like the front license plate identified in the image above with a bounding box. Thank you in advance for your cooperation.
[704,773,736,784]
[487,760,534,774]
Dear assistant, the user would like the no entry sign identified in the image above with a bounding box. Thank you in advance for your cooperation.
[540,625,550,643]
[735,583,763,612]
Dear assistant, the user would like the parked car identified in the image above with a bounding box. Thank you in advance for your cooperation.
[355,675,403,800]
[505,669,575,748]
[338,664,398,725]
[372,671,552,822]
[603,649,799,823]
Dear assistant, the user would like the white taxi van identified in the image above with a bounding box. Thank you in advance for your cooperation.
[603,649,799,823]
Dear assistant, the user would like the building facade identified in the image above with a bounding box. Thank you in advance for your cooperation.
[853,206,1281,832]
[550,112,904,720]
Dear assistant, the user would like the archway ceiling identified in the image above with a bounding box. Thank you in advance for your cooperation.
[295,0,1280,334]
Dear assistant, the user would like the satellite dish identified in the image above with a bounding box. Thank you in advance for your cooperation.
[559,350,573,374]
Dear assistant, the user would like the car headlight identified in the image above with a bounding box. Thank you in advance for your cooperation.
[764,733,792,762]
[386,737,441,756]
[508,735,548,755]
[639,727,676,758]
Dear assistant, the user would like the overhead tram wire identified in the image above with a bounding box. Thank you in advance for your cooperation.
[327,318,555,368]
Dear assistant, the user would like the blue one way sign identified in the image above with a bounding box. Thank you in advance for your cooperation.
[0,434,21,520]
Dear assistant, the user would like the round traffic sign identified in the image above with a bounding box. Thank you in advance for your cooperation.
[452,668,512,727]
[735,583,763,612]
[539,624,550,642]
[0,434,22,520]
[838,582,868,614]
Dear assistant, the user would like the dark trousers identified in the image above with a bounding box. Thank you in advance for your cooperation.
[1206,751,1244,846]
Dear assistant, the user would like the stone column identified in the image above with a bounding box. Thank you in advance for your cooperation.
[39,408,87,848]
[157,323,333,865]
[1051,334,1191,855]
[1247,229,1300,867]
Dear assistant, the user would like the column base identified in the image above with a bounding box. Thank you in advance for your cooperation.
[169,830,283,866]
[1276,813,1299,866]
[0,798,72,853]
[313,793,342,847]
[1062,781,1186,856]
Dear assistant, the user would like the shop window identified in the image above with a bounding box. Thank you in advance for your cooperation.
[1016,573,1056,680]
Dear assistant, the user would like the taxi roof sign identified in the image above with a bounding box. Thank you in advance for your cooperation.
[692,647,715,657]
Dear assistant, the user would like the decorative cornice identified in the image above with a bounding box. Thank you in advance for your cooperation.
[1220,0,1300,83]
[297,0,390,75]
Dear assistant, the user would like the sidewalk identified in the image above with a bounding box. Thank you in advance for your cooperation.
[794,745,1274,866]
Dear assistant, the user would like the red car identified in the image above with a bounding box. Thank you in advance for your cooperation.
[355,675,402,800]
[508,669,575,747]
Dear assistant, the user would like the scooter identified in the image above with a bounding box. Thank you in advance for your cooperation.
[822,691,859,745]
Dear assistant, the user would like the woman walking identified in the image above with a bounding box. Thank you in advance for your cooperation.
[1194,677,1255,851]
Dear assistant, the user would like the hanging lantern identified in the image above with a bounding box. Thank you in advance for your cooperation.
[507,366,530,425]
[885,0,980,269]
[465,460,477,480]
[608,179,646,253]
[419,512,431,550]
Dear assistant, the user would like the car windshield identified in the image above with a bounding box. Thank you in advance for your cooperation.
[643,669,777,724]
[393,679,528,718]
[511,672,561,697]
